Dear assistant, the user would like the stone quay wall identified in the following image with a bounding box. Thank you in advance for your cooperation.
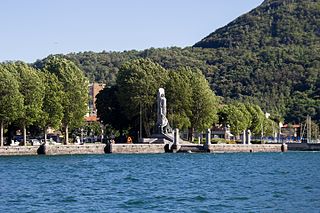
[0,143,288,156]
[0,146,39,156]
[41,144,106,155]
[206,144,286,153]
[287,143,320,151]
[108,144,166,154]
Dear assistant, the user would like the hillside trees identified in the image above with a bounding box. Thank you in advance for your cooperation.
[64,45,320,126]
[0,64,24,146]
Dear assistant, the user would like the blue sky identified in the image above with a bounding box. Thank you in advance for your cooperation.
[1,0,264,62]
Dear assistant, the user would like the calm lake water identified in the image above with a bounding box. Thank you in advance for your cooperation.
[0,152,319,212]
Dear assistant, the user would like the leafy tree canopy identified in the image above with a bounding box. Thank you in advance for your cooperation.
[116,58,168,136]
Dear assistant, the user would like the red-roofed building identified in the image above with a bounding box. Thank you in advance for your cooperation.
[281,124,301,141]
[85,115,98,122]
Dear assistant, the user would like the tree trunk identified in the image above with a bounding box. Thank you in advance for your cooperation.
[144,122,151,137]
[23,124,27,146]
[0,121,4,147]
[188,127,194,142]
[44,126,47,144]
[65,124,69,145]
[143,113,151,137]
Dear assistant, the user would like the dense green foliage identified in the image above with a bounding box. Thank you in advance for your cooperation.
[165,68,193,130]
[39,56,89,144]
[11,62,45,128]
[39,71,64,130]
[38,71,64,141]
[0,64,24,145]
[218,102,274,136]
[58,0,319,126]
[96,60,220,139]
[96,85,130,135]
[195,0,320,49]
[165,67,220,139]
[116,59,169,137]
[10,62,45,144]
[194,0,320,124]
[0,59,88,145]
[0,65,24,123]
[188,70,220,132]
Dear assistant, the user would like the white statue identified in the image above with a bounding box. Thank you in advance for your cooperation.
[157,88,170,133]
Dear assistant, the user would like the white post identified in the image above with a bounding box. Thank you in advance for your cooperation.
[247,130,251,144]
[81,128,84,144]
[206,129,211,145]
[0,121,3,147]
[23,125,27,146]
[65,124,69,145]
[197,132,201,144]
[139,103,142,139]
[174,128,179,146]
[242,130,246,144]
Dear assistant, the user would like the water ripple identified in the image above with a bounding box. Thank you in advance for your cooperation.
[0,152,320,212]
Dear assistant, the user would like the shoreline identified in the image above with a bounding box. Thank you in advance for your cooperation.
[1,142,319,156]
[0,143,291,156]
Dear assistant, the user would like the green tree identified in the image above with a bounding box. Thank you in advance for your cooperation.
[188,70,220,140]
[116,58,168,137]
[38,71,64,142]
[84,121,103,137]
[0,64,24,146]
[9,62,45,145]
[245,103,265,135]
[263,118,277,137]
[96,85,130,134]
[218,103,250,136]
[42,56,88,144]
[166,68,193,130]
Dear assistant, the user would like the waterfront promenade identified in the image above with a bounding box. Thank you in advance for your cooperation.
[0,143,288,156]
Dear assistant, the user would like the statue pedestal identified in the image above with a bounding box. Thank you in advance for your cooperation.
[139,133,173,144]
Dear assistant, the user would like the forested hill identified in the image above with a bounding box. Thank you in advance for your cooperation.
[192,0,320,123]
[194,0,320,49]
[50,0,319,124]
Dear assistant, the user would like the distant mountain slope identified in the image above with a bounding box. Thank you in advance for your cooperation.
[192,0,320,123]
[194,0,320,49]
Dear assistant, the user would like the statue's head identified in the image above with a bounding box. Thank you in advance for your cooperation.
[158,88,165,98]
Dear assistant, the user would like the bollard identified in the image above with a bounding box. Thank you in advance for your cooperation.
[174,128,180,146]
[198,132,201,145]
[242,130,246,144]
[281,142,287,152]
[246,130,251,145]
[171,129,181,153]
[206,129,211,145]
